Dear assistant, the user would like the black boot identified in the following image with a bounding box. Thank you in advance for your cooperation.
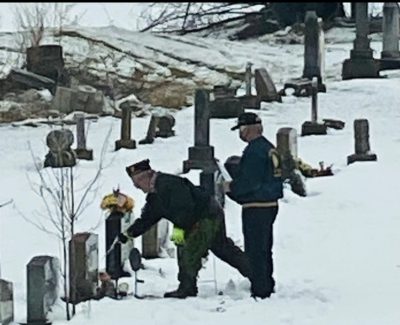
[164,285,198,299]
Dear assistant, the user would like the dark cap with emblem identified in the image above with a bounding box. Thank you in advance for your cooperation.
[125,159,151,177]
[230,112,262,130]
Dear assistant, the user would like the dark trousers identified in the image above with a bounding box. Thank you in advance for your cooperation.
[242,206,278,297]
[177,208,252,291]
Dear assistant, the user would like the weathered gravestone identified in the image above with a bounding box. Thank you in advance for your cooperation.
[245,62,252,96]
[347,119,377,164]
[380,2,400,70]
[115,106,136,151]
[254,68,282,103]
[303,11,326,92]
[342,3,380,79]
[69,232,99,304]
[73,113,93,160]
[139,113,176,144]
[209,85,244,119]
[106,211,134,279]
[75,85,104,114]
[52,86,77,114]
[301,78,328,136]
[142,219,171,259]
[44,129,77,168]
[183,89,216,173]
[276,127,306,197]
[0,279,13,325]
[8,68,55,94]
[27,256,59,325]
[236,63,261,109]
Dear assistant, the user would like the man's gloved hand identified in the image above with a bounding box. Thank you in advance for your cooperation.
[118,232,129,244]
[170,226,185,246]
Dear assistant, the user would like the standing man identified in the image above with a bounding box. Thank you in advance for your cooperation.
[224,112,283,299]
[118,159,252,299]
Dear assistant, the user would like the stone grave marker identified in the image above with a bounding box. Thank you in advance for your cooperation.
[69,232,98,304]
[115,106,136,151]
[254,68,282,102]
[44,129,77,168]
[52,86,77,114]
[27,256,59,325]
[380,3,400,70]
[209,85,243,118]
[142,219,170,259]
[73,113,93,160]
[0,279,13,325]
[347,119,377,164]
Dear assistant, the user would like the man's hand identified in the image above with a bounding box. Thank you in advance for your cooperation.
[223,181,231,193]
[118,232,129,244]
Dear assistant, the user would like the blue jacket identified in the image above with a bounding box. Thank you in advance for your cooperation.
[228,136,283,204]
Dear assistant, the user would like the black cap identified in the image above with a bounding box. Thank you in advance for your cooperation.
[125,159,151,177]
[230,112,262,131]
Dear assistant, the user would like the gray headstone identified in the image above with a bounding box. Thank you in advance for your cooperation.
[8,68,55,94]
[44,129,77,168]
[245,62,252,96]
[142,219,170,259]
[254,68,281,102]
[27,256,59,324]
[303,11,325,83]
[382,2,400,58]
[76,85,104,114]
[74,113,93,160]
[347,119,378,164]
[52,86,77,114]
[156,114,175,138]
[69,232,98,304]
[276,127,298,160]
[0,279,13,325]
[210,98,244,118]
[115,106,136,150]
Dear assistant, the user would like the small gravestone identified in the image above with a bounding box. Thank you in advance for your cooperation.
[245,62,252,96]
[52,86,77,114]
[75,85,104,114]
[323,118,345,130]
[0,279,13,325]
[347,119,377,164]
[115,106,136,151]
[342,3,380,79]
[142,219,170,259]
[210,85,243,118]
[156,114,175,138]
[73,113,93,160]
[301,78,327,136]
[106,211,134,279]
[69,232,98,304]
[27,256,59,325]
[380,3,400,70]
[44,129,77,168]
[254,68,281,102]
[236,63,261,109]
[183,89,216,173]
[8,68,56,94]
[303,11,326,92]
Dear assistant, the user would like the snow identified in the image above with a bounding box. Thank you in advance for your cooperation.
[1,24,400,325]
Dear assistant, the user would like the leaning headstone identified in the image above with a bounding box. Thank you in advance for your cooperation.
[380,3,400,70]
[342,3,380,79]
[303,11,326,92]
[106,211,134,279]
[73,113,93,160]
[27,256,59,325]
[0,279,13,325]
[347,119,377,164]
[69,232,98,304]
[301,78,327,136]
[139,115,160,144]
[8,68,55,94]
[44,129,77,168]
[183,89,216,173]
[52,86,77,114]
[115,106,136,151]
[254,68,282,102]
[142,219,170,259]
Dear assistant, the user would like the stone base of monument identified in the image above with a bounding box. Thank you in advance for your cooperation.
[347,153,377,165]
[378,57,400,71]
[283,78,326,97]
[342,58,381,80]
[183,145,216,173]
[236,95,261,109]
[301,121,327,136]
[209,98,244,118]
[115,139,136,151]
[74,148,93,160]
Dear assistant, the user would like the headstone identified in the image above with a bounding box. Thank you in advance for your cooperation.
[209,85,244,118]
[0,279,13,325]
[141,219,170,259]
[115,106,136,151]
[8,68,55,94]
[380,3,400,70]
[105,211,134,279]
[301,78,328,136]
[323,118,345,130]
[254,68,282,102]
[156,114,175,138]
[183,89,216,173]
[44,129,77,168]
[347,119,377,164]
[75,85,105,114]
[342,3,380,79]
[52,86,77,114]
[73,113,93,160]
[27,256,59,324]
[302,11,326,91]
[245,62,252,96]
[139,115,159,145]
[69,232,98,304]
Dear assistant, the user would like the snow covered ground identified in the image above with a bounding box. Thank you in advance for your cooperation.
[1,25,400,325]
